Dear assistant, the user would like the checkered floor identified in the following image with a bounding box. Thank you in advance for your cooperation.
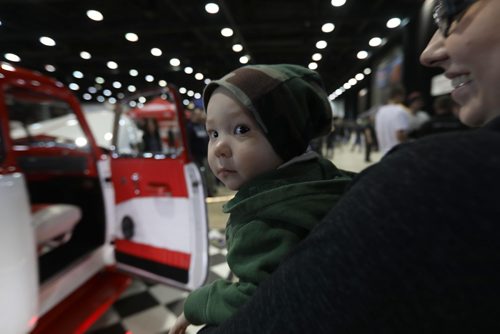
[86,230,229,334]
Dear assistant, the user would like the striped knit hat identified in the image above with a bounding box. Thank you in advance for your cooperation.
[203,64,333,161]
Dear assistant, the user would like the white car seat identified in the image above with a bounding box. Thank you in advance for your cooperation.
[31,204,81,254]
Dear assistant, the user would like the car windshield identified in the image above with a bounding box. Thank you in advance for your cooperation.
[6,87,89,151]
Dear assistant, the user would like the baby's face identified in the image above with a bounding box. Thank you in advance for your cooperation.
[205,87,283,190]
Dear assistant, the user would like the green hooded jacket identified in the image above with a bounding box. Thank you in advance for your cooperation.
[184,153,352,325]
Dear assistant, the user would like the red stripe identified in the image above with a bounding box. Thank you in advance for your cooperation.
[115,239,191,270]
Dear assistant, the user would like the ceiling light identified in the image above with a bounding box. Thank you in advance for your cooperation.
[45,64,56,72]
[357,50,369,59]
[187,90,194,97]
[103,89,112,97]
[129,101,137,107]
[1,63,16,71]
[80,51,91,59]
[113,81,122,89]
[184,67,193,74]
[128,85,136,92]
[39,36,56,46]
[108,97,117,104]
[145,75,154,82]
[4,53,20,62]
[315,40,327,49]
[204,78,211,85]
[363,68,372,75]
[73,71,84,79]
[355,73,365,81]
[312,53,322,61]
[195,73,204,80]
[129,69,138,77]
[369,37,382,47]
[95,77,105,84]
[125,32,139,42]
[343,82,351,89]
[322,23,335,33]
[88,87,97,93]
[170,58,180,66]
[331,0,346,7]
[138,96,146,103]
[83,93,92,101]
[239,55,249,64]
[159,80,167,87]
[194,93,201,99]
[87,10,103,21]
[308,62,318,70]
[69,83,79,91]
[179,87,187,94]
[221,27,233,37]
[97,96,105,103]
[183,99,190,106]
[151,48,162,57]
[205,3,219,14]
[348,78,357,86]
[232,44,243,52]
[107,61,118,69]
[386,18,401,29]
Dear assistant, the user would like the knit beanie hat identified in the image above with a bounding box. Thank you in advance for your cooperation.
[203,64,333,161]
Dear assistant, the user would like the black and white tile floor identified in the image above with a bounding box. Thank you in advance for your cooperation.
[86,232,229,334]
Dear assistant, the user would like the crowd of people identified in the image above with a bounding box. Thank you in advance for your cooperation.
[298,87,466,167]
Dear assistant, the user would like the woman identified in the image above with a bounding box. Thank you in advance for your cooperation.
[195,1,500,333]
[421,0,499,127]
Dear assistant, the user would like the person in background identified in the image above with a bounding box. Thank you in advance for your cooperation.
[196,1,500,333]
[169,64,351,334]
[375,84,410,155]
[406,91,430,132]
[186,107,217,196]
[410,94,469,138]
[325,120,336,159]
[359,114,377,162]
[142,118,162,153]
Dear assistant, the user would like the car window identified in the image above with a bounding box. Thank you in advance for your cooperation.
[6,87,89,151]
[117,92,185,158]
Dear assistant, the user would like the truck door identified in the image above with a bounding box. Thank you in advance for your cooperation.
[110,88,208,291]
[0,105,38,333]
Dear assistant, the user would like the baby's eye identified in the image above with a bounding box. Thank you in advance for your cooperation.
[234,125,250,135]
[207,130,218,139]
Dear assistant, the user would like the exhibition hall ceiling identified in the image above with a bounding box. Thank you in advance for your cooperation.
[0,0,425,103]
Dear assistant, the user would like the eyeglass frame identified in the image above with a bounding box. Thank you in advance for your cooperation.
[433,0,477,37]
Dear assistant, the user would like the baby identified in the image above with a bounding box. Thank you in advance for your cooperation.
[170,64,351,333]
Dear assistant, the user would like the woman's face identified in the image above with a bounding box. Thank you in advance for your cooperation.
[420,0,500,127]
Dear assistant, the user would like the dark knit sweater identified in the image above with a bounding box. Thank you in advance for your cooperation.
[199,116,500,333]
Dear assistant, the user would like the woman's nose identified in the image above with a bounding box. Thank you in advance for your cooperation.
[420,30,448,68]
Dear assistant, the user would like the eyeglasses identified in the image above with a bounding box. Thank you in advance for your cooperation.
[433,0,476,37]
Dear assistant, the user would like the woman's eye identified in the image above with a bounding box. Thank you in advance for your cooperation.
[234,125,250,135]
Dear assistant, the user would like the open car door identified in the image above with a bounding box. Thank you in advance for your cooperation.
[110,87,208,291]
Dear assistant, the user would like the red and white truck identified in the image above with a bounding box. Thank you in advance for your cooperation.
[0,63,208,333]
